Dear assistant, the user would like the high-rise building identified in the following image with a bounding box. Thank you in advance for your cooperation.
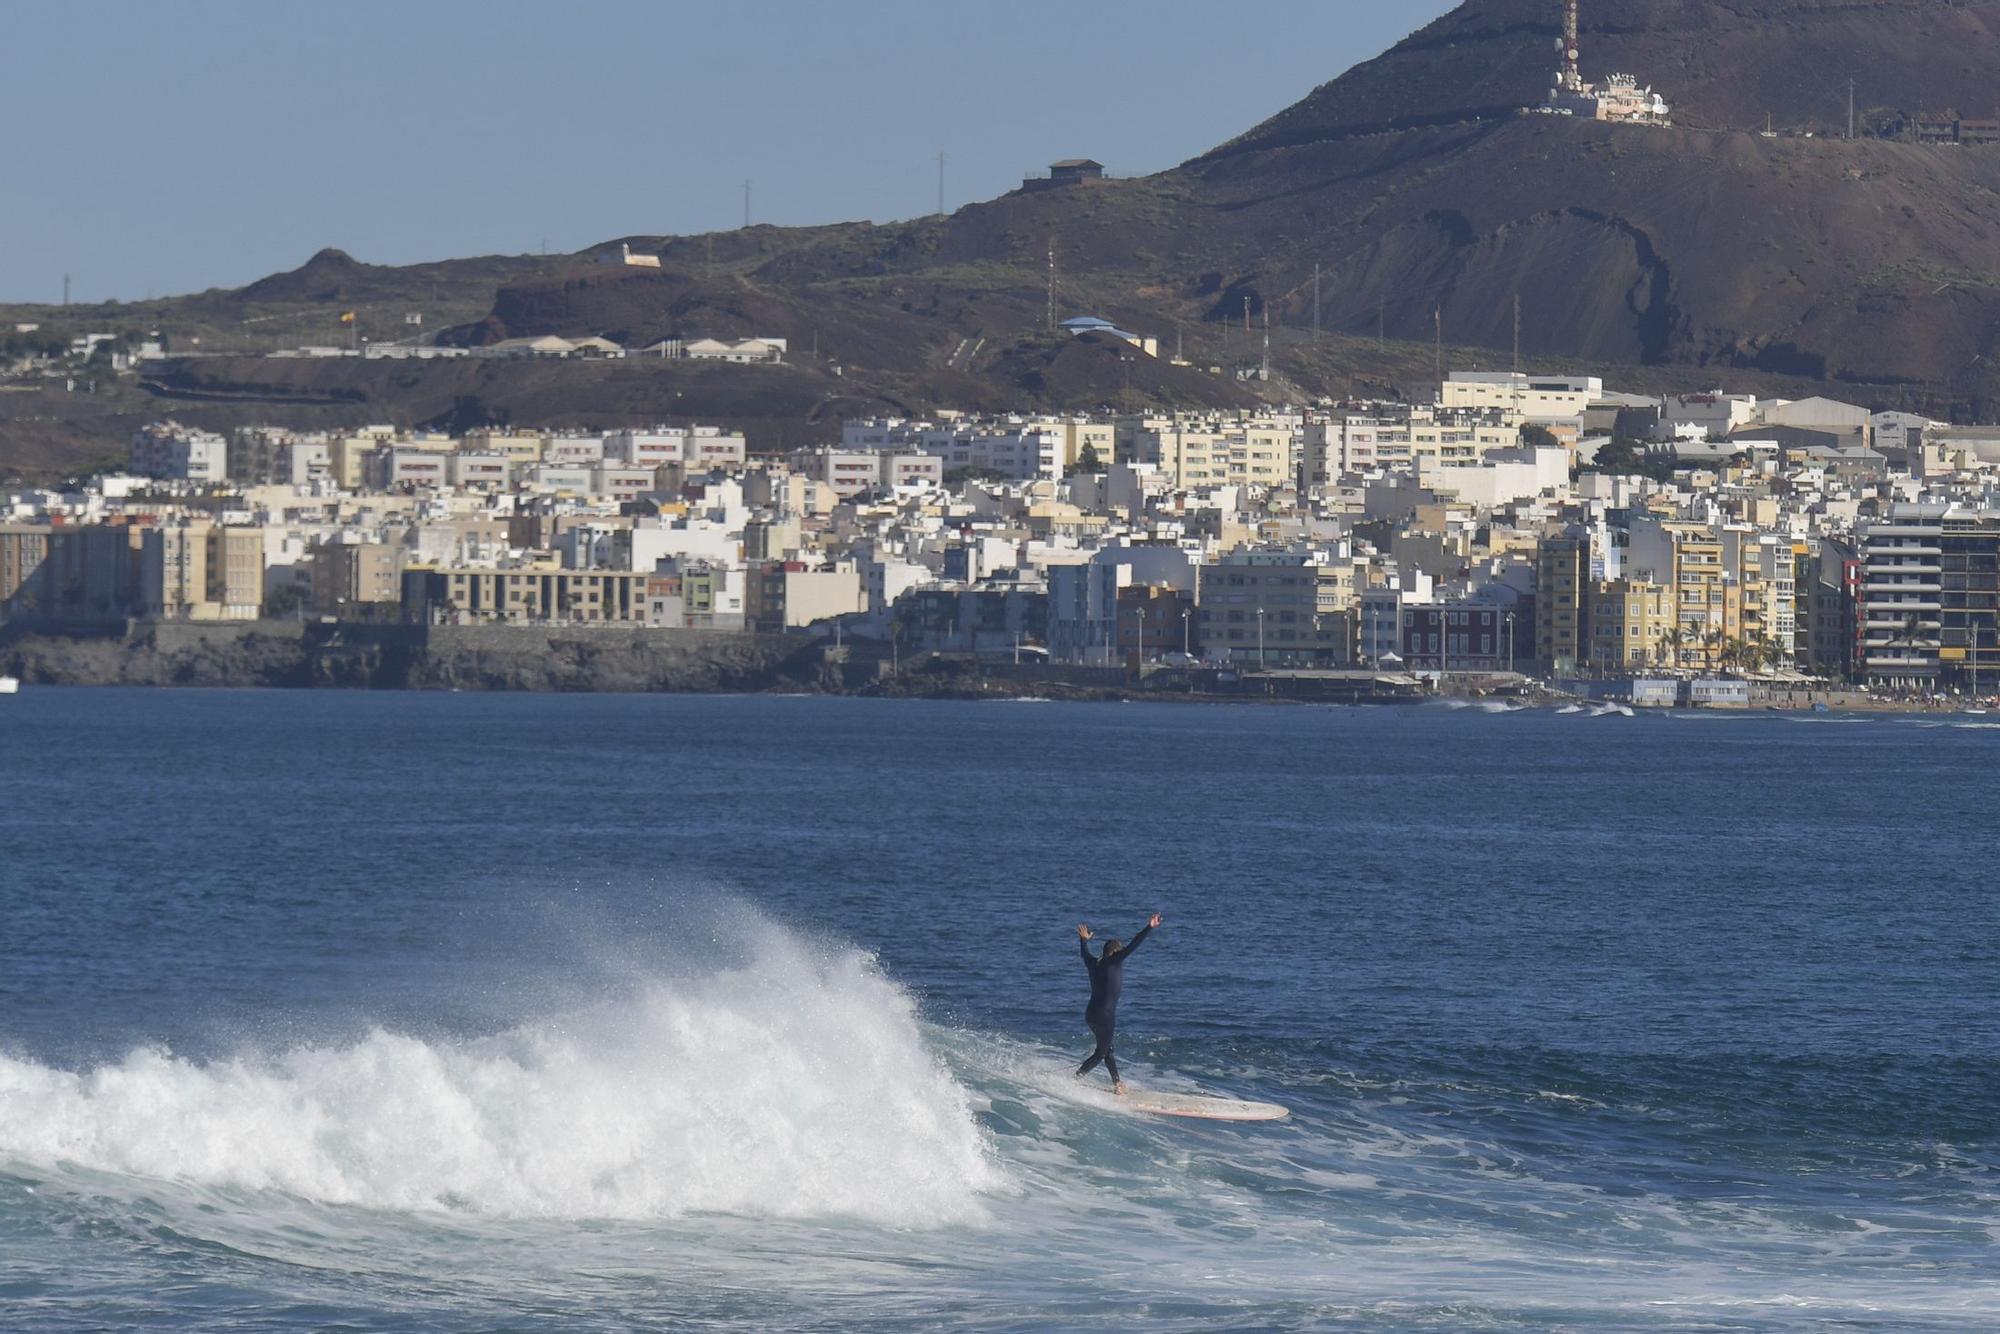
[1861,505,2000,691]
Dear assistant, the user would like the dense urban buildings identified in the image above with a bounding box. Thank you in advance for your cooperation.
[4,366,1999,699]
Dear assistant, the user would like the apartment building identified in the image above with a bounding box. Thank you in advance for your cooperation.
[797,448,943,498]
[311,541,401,614]
[1628,517,1741,669]
[1585,578,1673,670]
[744,562,865,633]
[1129,421,1298,490]
[140,524,263,620]
[402,567,649,624]
[227,427,300,486]
[1196,552,1347,666]
[0,523,52,613]
[130,423,227,483]
[1305,407,1521,484]
[0,523,146,618]
[1536,533,1588,670]
[1858,504,2000,690]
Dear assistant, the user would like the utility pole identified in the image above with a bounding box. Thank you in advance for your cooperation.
[743,180,752,229]
[1046,238,1057,332]
[937,151,946,216]
[1313,263,1321,342]
[1848,79,1856,140]
[1261,307,1270,382]
[1433,307,1443,387]
[1243,295,1251,335]
[1512,292,1522,372]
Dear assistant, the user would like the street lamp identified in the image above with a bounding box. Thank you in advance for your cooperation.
[1505,611,1516,673]
[1256,607,1266,668]
[1181,607,1191,659]
[1131,606,1146,670]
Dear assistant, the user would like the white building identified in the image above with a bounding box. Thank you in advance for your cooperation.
[130,423,227,484]
[1441,372,1602,420]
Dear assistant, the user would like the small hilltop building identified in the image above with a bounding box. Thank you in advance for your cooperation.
[1022,159,1106,192]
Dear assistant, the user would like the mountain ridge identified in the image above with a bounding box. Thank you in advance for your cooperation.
[9,0,2000,477]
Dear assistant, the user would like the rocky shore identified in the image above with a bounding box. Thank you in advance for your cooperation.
[0,620,851,694]
[0,619,1427,704]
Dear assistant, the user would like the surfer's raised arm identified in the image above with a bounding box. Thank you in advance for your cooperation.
[1117,913,1164,960]
[1078,924,1096,966]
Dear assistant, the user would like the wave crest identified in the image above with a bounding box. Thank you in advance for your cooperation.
[0,924,1001,1225]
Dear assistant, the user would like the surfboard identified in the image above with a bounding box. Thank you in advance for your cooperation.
[1117,1089,1290,1122]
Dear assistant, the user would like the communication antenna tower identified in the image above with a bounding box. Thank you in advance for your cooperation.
[1046,239,1057,332]
[1560,0,1582,92]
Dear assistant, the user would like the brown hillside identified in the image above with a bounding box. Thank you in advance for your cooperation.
[11,0,2000,477]
[1211,0,2000,151]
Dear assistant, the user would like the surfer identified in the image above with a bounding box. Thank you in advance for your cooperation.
[1075,912,1162,1094]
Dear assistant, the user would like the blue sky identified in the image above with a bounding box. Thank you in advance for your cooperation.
[7,1,1453,303]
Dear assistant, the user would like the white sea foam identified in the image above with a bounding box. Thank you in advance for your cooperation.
[0,923,1002,1226]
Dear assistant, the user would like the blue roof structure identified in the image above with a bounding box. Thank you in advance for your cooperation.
[1061,315,1141,342]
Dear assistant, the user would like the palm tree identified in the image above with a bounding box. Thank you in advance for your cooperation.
[1756,633,1784,673]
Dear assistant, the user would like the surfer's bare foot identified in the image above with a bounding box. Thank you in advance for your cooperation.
[1114,1081,1127,1095]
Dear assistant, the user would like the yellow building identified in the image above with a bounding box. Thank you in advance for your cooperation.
[1585,578,1673,670]
[140,524,264,620]
[325,428,398,491]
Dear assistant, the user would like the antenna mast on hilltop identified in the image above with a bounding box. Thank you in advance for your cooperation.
[1046,238,1057,332]
[1561,0,1582,92]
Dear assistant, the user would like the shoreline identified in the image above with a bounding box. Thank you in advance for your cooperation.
[0,618,1972,715]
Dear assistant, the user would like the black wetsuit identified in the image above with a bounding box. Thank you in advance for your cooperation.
[1076,924,1152,1084]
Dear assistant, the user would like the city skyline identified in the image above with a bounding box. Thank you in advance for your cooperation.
[7,0,1452,304]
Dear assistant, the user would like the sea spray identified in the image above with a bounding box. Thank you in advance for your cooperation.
[0,922,1003,1225]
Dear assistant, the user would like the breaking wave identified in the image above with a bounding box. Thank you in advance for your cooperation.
[0,921,1002,1226]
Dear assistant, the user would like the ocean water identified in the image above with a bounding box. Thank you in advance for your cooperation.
[1,690,1995,1331]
